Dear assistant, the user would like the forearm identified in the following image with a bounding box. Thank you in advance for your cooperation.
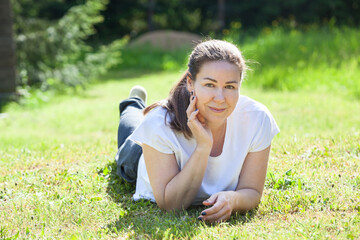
[230,188,262,213]
[162,146,210,211]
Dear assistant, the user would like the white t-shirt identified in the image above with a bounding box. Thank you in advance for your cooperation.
[129,95,280,205]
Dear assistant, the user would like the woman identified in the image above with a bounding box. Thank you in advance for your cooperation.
[115,40,280,223]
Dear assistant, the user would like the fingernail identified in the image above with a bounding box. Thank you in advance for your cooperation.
[201,212,206,216]
[197,217,203,221]
[191,96,195,101]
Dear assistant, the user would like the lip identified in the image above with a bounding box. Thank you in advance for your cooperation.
[208,106,226,113]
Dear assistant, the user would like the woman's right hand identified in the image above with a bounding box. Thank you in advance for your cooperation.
[143,92,214,211]
[186,94,213,149]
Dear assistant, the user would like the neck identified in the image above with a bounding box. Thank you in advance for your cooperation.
[209,120,227,138]
[209,120,227,157]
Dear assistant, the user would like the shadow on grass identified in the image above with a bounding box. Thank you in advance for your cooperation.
[0,101,6,113]
[0,94,17,113]
[101,161,257,238]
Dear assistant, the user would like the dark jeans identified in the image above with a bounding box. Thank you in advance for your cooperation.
[115,97,145,183]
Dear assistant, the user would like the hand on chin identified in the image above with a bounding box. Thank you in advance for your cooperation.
[197,111,207,125]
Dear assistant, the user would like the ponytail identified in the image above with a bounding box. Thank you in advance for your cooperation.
[144,71,193,139]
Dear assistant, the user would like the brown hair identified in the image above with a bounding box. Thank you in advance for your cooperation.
[144,39,247,138]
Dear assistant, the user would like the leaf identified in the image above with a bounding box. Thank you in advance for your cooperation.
[102,167,109,176]
[90,196,103,202]
[297,178,302,190]
[285,169,293,176]
[119,209,127,217]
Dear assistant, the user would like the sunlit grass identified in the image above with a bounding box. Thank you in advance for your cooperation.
[240,27,360,99]
[115,26,360,99]
[1,70,359,239]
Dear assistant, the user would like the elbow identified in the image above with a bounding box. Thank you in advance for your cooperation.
[252,189,263,210]
[157,202,187,212]
[156,194,174,212]
[157,196,189,212]
[251,188,263,206]
[161,206,177,213]
[156,189,190,212]
[236,187,263,210]
[155,197,168,211]
[157,202,173,212]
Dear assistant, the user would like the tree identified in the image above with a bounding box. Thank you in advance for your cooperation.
[218,0,225,33]
[0,0,16,98]
[147,0,155,31]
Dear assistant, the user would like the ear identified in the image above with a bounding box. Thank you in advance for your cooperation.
[186,74,194,92]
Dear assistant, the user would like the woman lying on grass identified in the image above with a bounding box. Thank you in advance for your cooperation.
[115,39,279,223]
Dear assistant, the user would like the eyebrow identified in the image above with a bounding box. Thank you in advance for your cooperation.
[203,77,239,84]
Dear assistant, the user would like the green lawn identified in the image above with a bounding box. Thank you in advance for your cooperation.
[1,71,359,239]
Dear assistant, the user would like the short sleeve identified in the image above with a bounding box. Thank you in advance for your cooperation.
[129,109,174,154]
[249,111,280,152]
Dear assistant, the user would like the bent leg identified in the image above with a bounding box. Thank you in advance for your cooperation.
[117,97,146,148]
[115,97,145,183]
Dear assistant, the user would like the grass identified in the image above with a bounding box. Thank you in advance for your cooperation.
[1,69,359,239]
[116,26,360,99]
[239,26,360,98]
[1,25,359,239]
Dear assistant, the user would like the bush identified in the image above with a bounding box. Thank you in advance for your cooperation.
[117,44,189,72]
[116,25,360,99]
[223,24,360,98]
[12,0,127,90]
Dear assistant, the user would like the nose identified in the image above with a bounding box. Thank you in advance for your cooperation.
[213,88,225,103]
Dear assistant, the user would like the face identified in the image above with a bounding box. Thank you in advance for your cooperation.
[187,61,241,126]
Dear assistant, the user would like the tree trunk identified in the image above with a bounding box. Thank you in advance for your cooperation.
[147,0,155,31]
[0,0,16,98]
[218,0,225,33]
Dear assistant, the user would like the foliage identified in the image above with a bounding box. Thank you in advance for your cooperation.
[237,25,360,98]
[12,0,126,90]
[82,0,360,40]
[117,44,189,72]
[93,0,218,41]
[9,0,360,94]
[117,26,360,99]
[16,0,359,42]
[223,0,360,29]
[1,72,359,238]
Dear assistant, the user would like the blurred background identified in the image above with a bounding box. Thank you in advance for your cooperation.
[1,0,360,104]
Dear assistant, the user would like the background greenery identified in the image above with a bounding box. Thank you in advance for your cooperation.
[11,0,127,90]
[8,0,360,92]
[1,0,359,239]
[14,0,360,40]
[118,26,360,99]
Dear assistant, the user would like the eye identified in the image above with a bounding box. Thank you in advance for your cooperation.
[205,83,215,88]
[225,85,236,89]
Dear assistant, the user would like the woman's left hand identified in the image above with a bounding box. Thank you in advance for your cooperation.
[197,147,272,223]
[198,191,235,223]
